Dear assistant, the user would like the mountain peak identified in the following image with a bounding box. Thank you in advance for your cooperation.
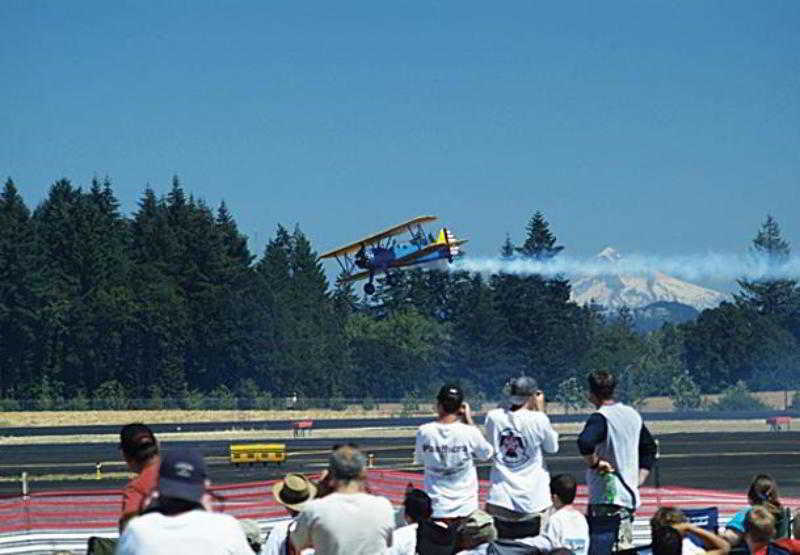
[596,247,622,263]
[571,247,726,311]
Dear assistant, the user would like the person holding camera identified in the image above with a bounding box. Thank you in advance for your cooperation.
[484,376,559,534]
[414,384,494,522]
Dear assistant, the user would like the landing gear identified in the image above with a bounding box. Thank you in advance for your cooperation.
[386,273,399,286]
[364,282,375,295]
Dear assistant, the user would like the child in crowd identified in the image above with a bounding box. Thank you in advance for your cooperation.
[529,474,590,555]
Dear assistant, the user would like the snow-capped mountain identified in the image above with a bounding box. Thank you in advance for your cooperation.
[570,248,727,311]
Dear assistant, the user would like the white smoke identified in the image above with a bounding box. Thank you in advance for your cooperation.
[452,253,800,281]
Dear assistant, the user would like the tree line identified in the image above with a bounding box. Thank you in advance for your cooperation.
[0,177,798,410]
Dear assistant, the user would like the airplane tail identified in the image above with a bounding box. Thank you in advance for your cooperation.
[435,228,467,260]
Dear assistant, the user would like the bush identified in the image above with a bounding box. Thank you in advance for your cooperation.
[64,389,91,411]
[361,396,377,411]
[93,380,129,410]
[146,384,165,410]
[208,385,236,410]
[182,389,207,410]
[710,381,770,411]
[556,377,588,414]
[401,392,420,416]
[670,372,703,411]
[791,391,800,410]
[0,398,22,411]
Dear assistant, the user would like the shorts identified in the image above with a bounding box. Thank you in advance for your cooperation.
[587,504,635,551]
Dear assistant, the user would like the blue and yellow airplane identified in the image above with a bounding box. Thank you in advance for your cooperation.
[319,216,467,295]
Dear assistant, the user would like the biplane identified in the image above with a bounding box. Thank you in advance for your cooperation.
[319,216,467,294]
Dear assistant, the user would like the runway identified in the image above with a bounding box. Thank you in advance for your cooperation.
[2,431,798,499]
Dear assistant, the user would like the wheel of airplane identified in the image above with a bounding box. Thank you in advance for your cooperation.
[364,282,375,295]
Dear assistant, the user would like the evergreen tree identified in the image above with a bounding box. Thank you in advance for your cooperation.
[736,215,798,318]
[515,211,564,260]
[500,234,515,258]
[0,179,41,397]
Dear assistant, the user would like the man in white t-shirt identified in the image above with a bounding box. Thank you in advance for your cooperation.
[291,445,395,555]
[388,487,433,555]
[414,384,494,520]
[116,449,253,555]
[262,472,317,555]
[527,474,590,555]
[484,375,558,529]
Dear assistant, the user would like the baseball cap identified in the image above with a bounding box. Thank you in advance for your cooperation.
[158,449,207,503]
[505,376,538,406]
[436,384,464,405]
[458,510,498,546]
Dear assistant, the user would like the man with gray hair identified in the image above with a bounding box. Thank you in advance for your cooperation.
[484,376,559,536]
[291,445,395,554]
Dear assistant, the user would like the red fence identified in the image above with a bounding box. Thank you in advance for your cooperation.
[1,470,790,535]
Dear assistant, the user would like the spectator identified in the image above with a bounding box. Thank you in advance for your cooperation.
[388,487,434,555]
[484,376,558,531]
[743,507,776,555]
[118,423,160,530]
[414,384,494,521]
[577,370,657,553]
[454,510,498,555]
[722,474,785,546]
[262,473,317,555]
[291,445,395,555]
[650,507,730,555]
[239,519,263,553]
[528,474,590,555]
[116,449,253,555]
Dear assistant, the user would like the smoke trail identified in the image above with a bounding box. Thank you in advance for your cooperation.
[451,253,800,281]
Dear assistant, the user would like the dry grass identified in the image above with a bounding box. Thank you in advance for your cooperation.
[0,390,794,428]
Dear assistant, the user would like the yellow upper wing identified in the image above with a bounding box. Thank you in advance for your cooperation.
[319,216,437,259]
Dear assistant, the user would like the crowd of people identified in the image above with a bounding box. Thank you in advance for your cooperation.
[103,371,798,555]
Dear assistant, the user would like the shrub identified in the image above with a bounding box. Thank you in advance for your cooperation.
[361,396,377,411]
[65,389,91,411]
[556,377,588,414]
[401,392,420,416]
[791,391,800,410]
[208,385,236,410]
[670,372,703,411]
[710,381,770,411]
[182,389,207,410]
[93,380,129,410]
[0,398,21,411]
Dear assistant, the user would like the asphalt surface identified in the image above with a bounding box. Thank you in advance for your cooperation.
[2,431,799,498]
[2,410,797,437]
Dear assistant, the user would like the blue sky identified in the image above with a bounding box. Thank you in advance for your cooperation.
[2,1,798,284]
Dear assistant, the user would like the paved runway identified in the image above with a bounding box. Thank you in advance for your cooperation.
[2,431,798,498]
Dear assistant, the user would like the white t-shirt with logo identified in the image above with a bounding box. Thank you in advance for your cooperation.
[414,421,494,518]
[484,407,559,514]
[291,492,395,555]
[116,509,253,555]
[528,506,590,555]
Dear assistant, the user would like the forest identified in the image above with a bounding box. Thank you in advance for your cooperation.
[0,176,798,410]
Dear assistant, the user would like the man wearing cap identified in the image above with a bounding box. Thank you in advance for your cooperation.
[116,449,253,555]
[263,473,317,555]
[118,423,160,530]
[291,445,395,555]
[414,384,494,522]
[484,376,559,532]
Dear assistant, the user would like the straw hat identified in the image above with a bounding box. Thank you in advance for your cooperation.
[272,473,317,511]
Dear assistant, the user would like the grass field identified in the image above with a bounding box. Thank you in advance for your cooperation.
[0,390,794,428]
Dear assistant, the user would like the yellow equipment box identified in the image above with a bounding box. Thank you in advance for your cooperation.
[230,443,287,465]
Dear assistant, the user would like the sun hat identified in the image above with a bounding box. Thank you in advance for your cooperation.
[272,473,317,511]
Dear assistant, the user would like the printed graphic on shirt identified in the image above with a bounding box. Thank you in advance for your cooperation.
[497,428,530,468]
[565,538,587,555]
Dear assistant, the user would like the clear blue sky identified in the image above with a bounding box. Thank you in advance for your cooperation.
[2,1,798,275]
